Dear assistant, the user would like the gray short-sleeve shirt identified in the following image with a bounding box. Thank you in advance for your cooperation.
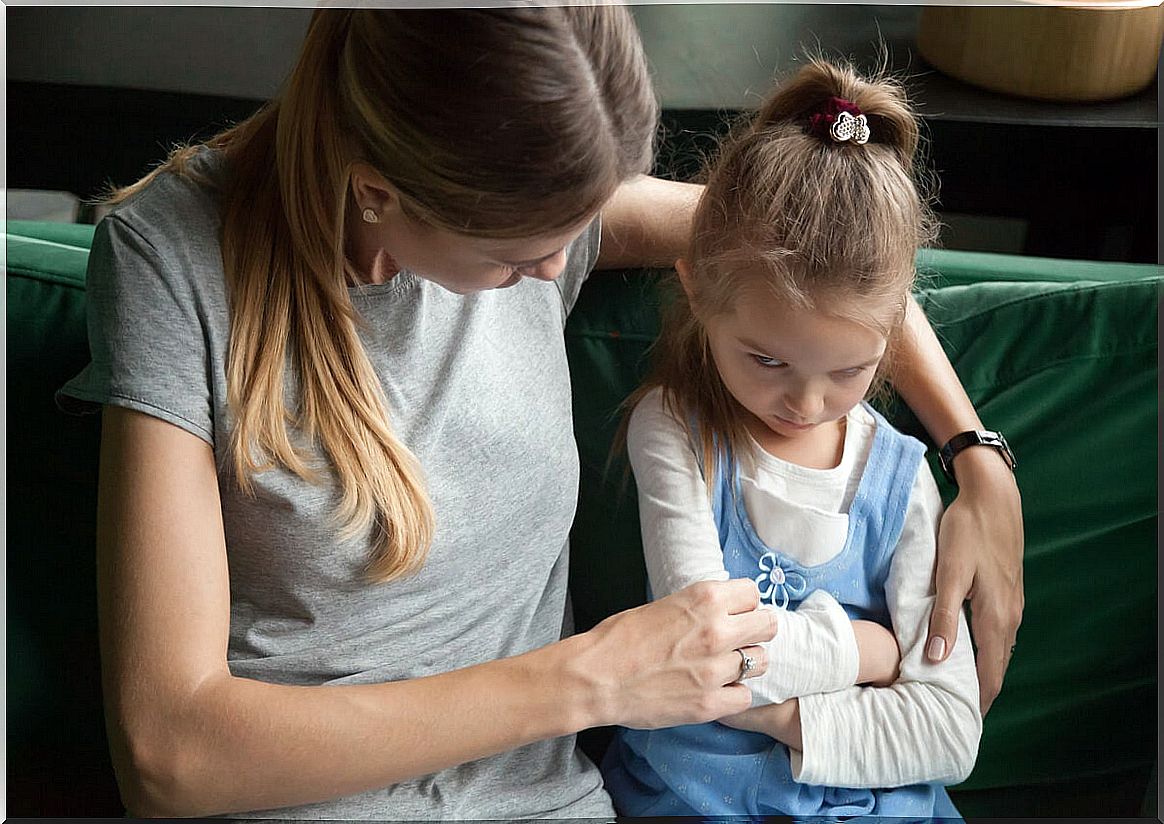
[58,151,615,820]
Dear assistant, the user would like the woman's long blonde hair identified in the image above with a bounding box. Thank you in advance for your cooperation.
[629,57,938,487]
[109,7,658,581]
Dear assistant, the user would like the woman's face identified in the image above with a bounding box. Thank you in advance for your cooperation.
[372,209,595,295]
[348,164,598,294]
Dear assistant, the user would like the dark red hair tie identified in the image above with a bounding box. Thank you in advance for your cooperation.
[808,97,871,145]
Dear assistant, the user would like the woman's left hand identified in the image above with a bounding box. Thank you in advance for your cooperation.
[925,447,1024,717]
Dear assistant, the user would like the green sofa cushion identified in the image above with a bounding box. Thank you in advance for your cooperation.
[565,261,1160,815]
[6,220,116,814]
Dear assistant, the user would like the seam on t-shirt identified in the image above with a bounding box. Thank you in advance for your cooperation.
[348,269,421,298]
[107,391,215,445]
[106,211,167,259]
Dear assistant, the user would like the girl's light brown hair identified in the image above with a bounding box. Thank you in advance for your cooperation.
[629,56,938,487]
[109,7,659,582]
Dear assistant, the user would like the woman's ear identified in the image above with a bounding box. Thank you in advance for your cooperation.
[350,162,399,220]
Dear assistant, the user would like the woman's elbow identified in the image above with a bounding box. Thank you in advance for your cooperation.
[112,705,221,817]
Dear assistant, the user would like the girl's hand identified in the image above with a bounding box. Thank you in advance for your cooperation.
[571,579,776,730]
[719,699,802,750]
[926,447,1024,716]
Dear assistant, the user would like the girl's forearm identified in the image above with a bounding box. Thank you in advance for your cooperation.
[719,699,803,751]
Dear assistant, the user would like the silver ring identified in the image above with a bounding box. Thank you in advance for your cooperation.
[736,648,756,680]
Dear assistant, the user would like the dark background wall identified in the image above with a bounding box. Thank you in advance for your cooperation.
[7,5,1158,262]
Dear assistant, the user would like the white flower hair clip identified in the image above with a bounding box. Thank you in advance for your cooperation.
[830,110,870,145]
[808,97,872,146]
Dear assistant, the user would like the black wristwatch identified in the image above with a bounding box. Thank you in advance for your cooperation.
[938,430,1016,484]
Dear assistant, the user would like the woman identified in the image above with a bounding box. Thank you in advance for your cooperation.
[58,8,1022,819]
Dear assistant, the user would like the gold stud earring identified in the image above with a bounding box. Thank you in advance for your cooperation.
[362,208,380,224]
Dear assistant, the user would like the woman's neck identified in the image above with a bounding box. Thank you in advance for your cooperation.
[344,216,401,286]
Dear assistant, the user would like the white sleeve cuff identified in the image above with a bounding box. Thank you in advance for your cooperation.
[750,589,861,706]
[789,690,834,784]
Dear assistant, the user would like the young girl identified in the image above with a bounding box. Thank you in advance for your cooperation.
[602,59,982,819]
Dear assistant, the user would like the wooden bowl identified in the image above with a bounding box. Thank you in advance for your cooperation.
[917,1,1164,102]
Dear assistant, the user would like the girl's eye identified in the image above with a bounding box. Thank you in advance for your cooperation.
[751,355,786,368]
[835,367,867,379]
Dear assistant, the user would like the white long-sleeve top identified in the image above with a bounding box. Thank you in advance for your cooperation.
[627,388,982,788]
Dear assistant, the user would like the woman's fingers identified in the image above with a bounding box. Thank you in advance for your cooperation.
[931,446,1025,716]
[970,584,1023,716]
[583,579,776,729]
[724,644,768,685]
[720,576,763,614]
[689,578,777,651]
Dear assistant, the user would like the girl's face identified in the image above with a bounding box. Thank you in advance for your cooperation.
[688,266,895,442]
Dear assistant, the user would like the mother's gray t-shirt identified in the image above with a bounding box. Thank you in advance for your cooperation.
[58,152,614,820]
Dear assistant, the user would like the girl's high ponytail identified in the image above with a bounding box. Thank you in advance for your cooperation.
[752,58,920,168]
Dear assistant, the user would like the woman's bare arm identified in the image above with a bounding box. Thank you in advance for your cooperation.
[596,175,701,270]
[97,407,777,817]
[894,299,1024,715]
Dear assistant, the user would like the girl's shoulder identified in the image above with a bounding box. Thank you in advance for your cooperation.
[852,403,942,516]
[629,385,681,428]
[854,402,928,454]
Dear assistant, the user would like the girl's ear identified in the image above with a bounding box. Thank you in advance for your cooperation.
[675,257,696,303]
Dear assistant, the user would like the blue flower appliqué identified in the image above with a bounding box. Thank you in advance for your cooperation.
[754,552,807,609]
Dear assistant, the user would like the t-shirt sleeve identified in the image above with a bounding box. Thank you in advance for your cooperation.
[56,214,216,446]
[554,213,602,317]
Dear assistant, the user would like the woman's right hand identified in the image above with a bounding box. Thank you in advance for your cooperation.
[568,579,776,730]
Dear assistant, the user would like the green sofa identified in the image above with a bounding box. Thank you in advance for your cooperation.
[6,219,1160,818]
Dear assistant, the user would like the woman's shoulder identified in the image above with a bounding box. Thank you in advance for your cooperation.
[102,147,227,258]
[89,148,233,307]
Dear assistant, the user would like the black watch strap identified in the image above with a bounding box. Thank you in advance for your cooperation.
[938,430,1016,484]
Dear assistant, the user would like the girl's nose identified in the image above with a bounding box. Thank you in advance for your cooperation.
[785,386,825,420]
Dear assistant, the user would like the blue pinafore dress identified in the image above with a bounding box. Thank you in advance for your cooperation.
[602,404,963,822]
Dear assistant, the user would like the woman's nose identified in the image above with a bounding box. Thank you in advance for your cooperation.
[521,248,568,282]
